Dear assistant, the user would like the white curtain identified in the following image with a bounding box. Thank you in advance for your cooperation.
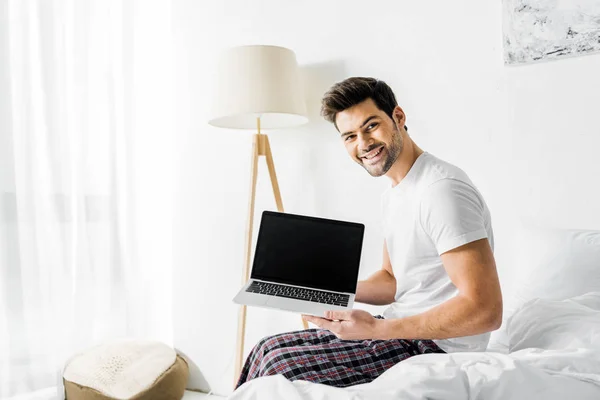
[0,1,173,399]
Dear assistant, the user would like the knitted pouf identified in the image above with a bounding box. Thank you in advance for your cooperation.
[63,339,189,400]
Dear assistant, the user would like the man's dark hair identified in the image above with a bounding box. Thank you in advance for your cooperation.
[320,77,407,132]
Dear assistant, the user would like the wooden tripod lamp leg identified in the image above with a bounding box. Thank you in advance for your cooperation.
[263,135,284,213]
[233,134,260,386]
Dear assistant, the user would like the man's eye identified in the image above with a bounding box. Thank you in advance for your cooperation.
[368,123,378,130]
[344,135,355,142]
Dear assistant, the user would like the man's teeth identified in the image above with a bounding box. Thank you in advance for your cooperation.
[365,147,382,159]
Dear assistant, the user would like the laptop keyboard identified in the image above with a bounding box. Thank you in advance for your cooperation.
[246,281,349,306]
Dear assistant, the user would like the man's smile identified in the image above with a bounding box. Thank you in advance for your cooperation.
[361,145,385,165]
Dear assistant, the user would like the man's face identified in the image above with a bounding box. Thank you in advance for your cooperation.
[336,98,404,177]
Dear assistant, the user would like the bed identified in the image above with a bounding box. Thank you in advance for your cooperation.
[228,224,600,400]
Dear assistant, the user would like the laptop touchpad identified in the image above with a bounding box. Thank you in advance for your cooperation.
[266,297,328,316]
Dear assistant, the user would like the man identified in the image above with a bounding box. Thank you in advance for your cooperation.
[235,77,502,389]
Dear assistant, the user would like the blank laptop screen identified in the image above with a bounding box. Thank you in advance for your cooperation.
[250,211,365,294]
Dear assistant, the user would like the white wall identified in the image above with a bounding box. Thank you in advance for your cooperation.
[172,0,600,395]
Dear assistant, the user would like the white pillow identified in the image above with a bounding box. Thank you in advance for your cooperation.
[487,224,600,352]
[507,292,600,352]
[504,224,600,320]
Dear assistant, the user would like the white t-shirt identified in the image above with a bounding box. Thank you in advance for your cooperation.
[381,152,494,352]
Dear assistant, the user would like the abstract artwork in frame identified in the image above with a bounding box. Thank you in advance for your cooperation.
[503,0,600,65]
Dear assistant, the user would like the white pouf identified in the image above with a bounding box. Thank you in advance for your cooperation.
[63,339,189,400]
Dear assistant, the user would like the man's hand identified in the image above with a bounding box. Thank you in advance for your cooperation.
[302,310,384,340]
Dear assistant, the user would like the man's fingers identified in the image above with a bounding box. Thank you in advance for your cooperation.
[302,315,339,332]
[302,315,330,329]
[325,310,352,321]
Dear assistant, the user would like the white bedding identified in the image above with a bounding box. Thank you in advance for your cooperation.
[229,292,600,400]
[229,349,600,400]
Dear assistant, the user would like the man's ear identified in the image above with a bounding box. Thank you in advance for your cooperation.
[393,106,405,127]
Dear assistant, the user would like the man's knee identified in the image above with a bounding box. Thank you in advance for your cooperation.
[254,333,286,356]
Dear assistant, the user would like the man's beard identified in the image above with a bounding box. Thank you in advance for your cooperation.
[362,125,403,177]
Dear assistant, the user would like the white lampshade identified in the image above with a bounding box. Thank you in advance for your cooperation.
[208,45,308,130]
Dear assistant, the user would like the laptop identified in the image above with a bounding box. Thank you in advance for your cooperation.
[233,211,365,317]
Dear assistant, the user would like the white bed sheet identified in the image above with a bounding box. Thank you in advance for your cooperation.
[229,292,600,399]
[228,348,600,400]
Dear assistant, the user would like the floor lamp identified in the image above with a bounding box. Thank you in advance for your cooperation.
[207,45,310,386]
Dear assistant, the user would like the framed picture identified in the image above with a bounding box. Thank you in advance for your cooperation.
[503,0,600,65]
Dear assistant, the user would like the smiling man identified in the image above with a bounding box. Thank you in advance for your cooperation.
[235,77,502,389]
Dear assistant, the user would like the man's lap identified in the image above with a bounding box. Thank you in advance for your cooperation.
[236,323,444,388]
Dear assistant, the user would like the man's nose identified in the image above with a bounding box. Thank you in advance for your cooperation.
[357,134,374,153]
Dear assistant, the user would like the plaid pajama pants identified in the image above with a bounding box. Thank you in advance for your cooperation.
[236,316,445,389]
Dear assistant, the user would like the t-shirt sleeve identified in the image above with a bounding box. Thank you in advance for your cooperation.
[419,178,488,255]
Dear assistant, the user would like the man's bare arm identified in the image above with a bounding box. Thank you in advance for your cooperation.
[354,241,396,305]
[377,238,502,340]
